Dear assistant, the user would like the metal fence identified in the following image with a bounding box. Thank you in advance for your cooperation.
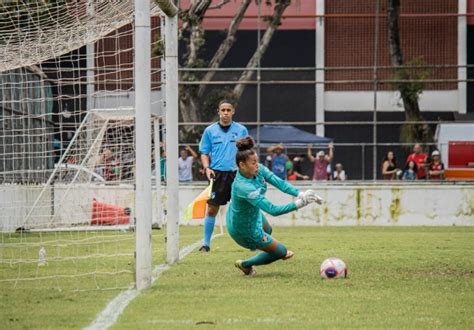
[172,0,473,181]
[19,1,473,182]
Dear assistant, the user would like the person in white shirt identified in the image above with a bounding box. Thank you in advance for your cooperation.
[179,145,198,182]
[333,163,347,181]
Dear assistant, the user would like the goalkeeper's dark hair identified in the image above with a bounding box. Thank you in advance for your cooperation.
[236,136,256,166]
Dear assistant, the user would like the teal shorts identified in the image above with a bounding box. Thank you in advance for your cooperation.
[229,229,274,251]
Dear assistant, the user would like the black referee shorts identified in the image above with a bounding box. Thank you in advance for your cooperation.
[207,170,236,206]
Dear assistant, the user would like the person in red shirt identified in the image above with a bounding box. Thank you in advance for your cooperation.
[406,143,428,179]
[428,150,445,180]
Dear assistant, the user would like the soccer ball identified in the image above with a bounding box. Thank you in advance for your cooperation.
[320,257,347,279]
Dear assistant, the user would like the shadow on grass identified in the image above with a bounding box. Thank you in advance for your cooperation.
[246,271,293,279]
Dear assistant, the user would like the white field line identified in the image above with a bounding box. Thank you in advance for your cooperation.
[85,233,223,330]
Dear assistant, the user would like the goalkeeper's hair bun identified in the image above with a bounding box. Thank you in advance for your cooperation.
[236,136,256,166]
[236,136,255,151]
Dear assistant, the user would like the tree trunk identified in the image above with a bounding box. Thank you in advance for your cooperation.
[177,0,213,125]
[177,0,291,137]
[179,90,200,123]
[387,0,432,143]
[232,0,291,104]
[180,0,211,70]
[197,0,252,98]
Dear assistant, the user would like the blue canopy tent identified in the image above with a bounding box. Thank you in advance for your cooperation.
[248,125,333,148]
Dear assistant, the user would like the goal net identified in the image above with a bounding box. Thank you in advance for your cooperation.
[0,1,165,291]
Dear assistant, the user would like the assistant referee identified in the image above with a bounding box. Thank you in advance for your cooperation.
[198,99,248,252]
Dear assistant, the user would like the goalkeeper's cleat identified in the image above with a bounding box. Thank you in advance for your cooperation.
[235,260,256,276]
[282,250,294,260]
[199,245,210,253]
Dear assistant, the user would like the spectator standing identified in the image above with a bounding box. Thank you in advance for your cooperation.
[382,151,400,180]
[402,160,418,181]
[198,99,248,252]
[292,155,310,180]
[428,150,445,180]
[96,148,120,181]
[151,145,166,182]
[267,143,288,180]
[178,145,198,182]
[287,169,297,181]
[406,143,428,179]
[285,155,293,172]
[121,150,135,180]
[286,158,295,180]
[285,157,293,175]
[308,143,334,181]
[160,150,166,181]
[333,163,347,181]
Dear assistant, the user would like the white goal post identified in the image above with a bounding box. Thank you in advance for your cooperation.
[135,0,180,290]
[154,0,180,267]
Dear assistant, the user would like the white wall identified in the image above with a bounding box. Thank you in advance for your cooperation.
[0,185,52,231]
[92,90,163,116]
[180,183,474,226]
[325,91,459,112]
[2,183,473,231]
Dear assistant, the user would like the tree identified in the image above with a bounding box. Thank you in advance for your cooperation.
[156,0,292,140]
[387,0,433,145]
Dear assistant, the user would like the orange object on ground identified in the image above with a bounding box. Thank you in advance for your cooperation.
[91,198,131,225]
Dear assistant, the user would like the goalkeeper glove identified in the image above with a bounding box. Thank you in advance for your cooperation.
[296,190,324,208]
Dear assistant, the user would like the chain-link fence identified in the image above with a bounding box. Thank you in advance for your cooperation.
[174,0,473,181]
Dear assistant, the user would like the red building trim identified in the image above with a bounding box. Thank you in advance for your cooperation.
[469,0,474,25]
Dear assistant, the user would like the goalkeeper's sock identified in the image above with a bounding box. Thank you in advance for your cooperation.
[262,221,272,235]
[242,242,287,267]
[203,215,216,247]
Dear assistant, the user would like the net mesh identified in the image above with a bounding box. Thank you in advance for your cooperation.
[0,1,137,72]
[0,0,164,290]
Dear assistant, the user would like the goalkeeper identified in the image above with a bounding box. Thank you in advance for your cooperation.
[227,136,322,276]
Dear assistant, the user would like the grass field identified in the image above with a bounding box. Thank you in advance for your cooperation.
[0,227,202,329]
[1,226,473,329]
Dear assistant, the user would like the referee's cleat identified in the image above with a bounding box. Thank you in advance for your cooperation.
[235,260,257,276]
[199,245,210,253]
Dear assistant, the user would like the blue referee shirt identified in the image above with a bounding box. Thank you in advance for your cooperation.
[199,122,248,171]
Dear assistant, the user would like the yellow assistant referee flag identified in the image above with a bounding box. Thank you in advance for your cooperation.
[182,179,213,220]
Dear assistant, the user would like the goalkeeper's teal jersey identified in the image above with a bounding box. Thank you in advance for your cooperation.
[226,164,299,248]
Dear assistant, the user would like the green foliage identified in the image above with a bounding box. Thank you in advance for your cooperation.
[392,57,434,146]
[400,121,432,146]
[392,57,432,105]
[152,38,164,57]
